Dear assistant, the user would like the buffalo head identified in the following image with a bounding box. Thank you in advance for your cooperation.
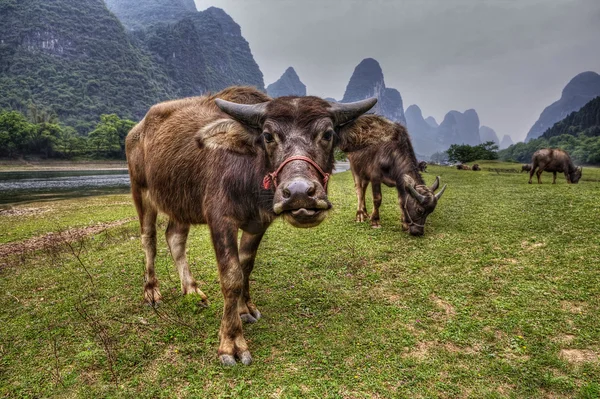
[402,175,446,236]
[215,96,377,227]
[570,166,582,183]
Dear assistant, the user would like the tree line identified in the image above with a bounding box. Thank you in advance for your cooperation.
[0,107,135,159]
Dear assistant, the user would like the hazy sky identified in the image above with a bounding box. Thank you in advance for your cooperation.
[195,0,600,142]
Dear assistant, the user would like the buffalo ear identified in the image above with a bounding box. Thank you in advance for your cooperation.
[195,118,257,155]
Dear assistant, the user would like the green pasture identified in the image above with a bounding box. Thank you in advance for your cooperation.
[1,161,599,398]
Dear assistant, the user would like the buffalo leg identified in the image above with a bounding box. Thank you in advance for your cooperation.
[564,172,571,184]
[132,187,161,305]
[536,169,543,184]
[397,189,409,231]
[370,181,383,228]
[552,171,557,184]
[353,173,370,222]
[528,166,536,184]
[166,219,208,304]
[237,230,266,323]
[209,218,251,366]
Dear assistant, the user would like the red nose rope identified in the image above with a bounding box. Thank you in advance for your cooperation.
[262,156,330,192]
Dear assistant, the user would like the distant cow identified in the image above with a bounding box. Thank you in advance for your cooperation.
[126,86,376,365]
[340,115,447,236]
[528,148,582,184]
[417,161,427,172]
[472,164,481,171]
[521,163,532,173]
[456,164,471,170]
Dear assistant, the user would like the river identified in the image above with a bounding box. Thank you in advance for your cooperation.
[0,162,351,207]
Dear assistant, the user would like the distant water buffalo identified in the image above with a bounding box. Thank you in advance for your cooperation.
[126,86,376,365]
[521,163,532,172]
[528,148,582,184]
[472,164,481,171]
[456,164,471,170]
[417,161,427,172]
[340,115,446,236]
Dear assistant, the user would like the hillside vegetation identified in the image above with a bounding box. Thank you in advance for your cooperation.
[500,97,600,164]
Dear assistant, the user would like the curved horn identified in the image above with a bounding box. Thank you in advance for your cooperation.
[435,184,447,200]
[407,184,427,204]
[214,98,268,128]
[328,98,378,125]
[430,176,440,191]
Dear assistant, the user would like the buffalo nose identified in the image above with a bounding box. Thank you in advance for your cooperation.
[281,179,316,201]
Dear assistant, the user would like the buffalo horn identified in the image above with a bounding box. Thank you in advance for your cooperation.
[435,184,447,200]
[328,98,378,125]
[430,176,440,191]
[214,99,268,128]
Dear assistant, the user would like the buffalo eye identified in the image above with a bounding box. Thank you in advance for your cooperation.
[322,130,333,141]
[263,132,275,143]
[417,208,425,216]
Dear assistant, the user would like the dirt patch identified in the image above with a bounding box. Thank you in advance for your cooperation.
[0,207,50,217]
[559,349,598,364]
[521,240,546,251]
[561,301,585,314]
[0,218,135,260]
[430,295,456,317]
[555,334,576,344]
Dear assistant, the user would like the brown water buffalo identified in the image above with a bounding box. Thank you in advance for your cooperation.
[521,163,532,172]
[528,148,582,184]
[417,160,427,172]
[456,164,471,170]
[126,86,376,365]
[472,164,481,171]
[339,115,446,236]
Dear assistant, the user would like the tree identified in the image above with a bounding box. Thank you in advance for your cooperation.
[447,141,498,163]
[88,114,136,158]
[0,111,34,157]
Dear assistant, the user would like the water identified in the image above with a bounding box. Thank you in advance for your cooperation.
[0,169,131,206]
[0,162,351,207]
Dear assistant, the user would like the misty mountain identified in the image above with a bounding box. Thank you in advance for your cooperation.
[425,116,438,128]
[404,105,445,155]
[479,125,500,145]
[267,67,306,97]
[104,0,197,30]
[525,71,600,142]
[126,5,265,95]
[341,58,406,125]
[499,135,514,149]
[437,109,481,147]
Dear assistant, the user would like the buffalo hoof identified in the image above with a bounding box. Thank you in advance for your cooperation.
[240,306,262,323]
[355,210,369,222]
[371,221,381,229]
[184,285,209,307]
[144,283,162,307]
[220,354,237,366]
[240,351,253,366]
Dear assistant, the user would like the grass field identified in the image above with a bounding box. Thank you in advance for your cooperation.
[1,161,599,398]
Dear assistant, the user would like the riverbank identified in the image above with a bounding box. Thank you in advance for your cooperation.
[0,159,128,172]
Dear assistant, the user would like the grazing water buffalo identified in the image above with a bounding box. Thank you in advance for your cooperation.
[521,163,532,173]
[472,164,481,171]
[126,86,376,365]
[456,164,471,170]
[417,160,427,172]
[339,115,446,236]
[528,148,582,184]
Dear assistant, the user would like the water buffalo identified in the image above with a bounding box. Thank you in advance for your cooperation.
[472,164,481,171]
[417,160,427,172]
[521,163,532,172]
[339,115,446,236]
[456,164,471,170]
[528,148,582,184]
[126,86,376,365]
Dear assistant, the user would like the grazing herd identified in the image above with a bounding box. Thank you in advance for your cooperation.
[126,85,584,365]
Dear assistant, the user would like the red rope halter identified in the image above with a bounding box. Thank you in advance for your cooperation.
[262,155,330,191]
